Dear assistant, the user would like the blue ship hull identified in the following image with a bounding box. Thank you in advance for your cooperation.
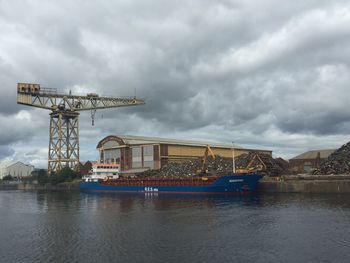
[80,173,262,195]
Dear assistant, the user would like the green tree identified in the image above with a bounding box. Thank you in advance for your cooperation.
[37,170,49,185]
[49,167,79,185]
[3,175,13,181]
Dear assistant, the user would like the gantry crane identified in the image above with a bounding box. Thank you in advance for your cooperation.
[16,83,145,174]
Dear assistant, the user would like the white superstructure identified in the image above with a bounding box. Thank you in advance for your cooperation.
[84,163,120,182]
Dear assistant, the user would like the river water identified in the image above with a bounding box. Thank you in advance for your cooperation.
[0,191,350,263]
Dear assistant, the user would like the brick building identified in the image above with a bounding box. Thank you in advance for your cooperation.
[289,149,335,173]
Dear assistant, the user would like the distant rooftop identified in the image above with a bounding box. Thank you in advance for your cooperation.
[291,149,336,160]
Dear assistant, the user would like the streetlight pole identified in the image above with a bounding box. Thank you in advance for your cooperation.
[232,142,236,174]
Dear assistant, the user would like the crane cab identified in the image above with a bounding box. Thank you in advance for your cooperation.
[87,93,99,98]
[17,83,40,94]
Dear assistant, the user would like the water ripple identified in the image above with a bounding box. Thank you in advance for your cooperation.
[1,191,350,262]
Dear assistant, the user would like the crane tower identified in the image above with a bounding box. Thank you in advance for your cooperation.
[16,83,145,174]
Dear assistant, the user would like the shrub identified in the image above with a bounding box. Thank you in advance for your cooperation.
[37,170,49,185]
[3,175,13,181]
[50,167,79,185]
[36,167,79,185]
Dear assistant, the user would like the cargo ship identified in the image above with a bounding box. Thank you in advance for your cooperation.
[80,164,263,194]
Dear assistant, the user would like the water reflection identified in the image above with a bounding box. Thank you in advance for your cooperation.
[1,191,350,263]
[80,192,262,212]
[28,191,350,213]
[257,192,350,210]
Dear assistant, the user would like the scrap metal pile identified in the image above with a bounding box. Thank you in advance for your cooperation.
[235,152,290,176]
[140,160,202,178]
[139,156,230,178]
[313,142,350,175]
[139,152,289,178]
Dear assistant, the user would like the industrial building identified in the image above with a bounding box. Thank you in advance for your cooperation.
[97,135,272,173]
[0,161,34,179]
[289,149,335,173]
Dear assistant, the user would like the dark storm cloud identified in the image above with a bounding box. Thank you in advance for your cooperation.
[0,110,47,146]
[1,0,350,164]
[0,146,14,160]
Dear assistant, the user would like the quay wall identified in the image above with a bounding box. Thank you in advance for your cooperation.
[257,175,350,194]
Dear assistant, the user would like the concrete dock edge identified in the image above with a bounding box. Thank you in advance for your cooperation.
[257,179,350,194]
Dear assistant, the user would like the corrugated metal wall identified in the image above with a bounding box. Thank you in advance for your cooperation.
[167,145,250,158]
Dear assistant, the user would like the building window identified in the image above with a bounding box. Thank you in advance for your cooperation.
[143,145,154,169]
[132,147,142,168]
[104,149,121,164]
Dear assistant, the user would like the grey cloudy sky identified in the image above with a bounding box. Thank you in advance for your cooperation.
[1,0,350,168]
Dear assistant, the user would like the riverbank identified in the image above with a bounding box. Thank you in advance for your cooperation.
[0,181,80,191]
[257,174,350,194]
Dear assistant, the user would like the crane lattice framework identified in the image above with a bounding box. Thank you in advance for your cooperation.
[16,83,145,174]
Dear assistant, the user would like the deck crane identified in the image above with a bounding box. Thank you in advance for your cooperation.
[16,83,145,174]
[198,145,216,175]
[236,152,267,174]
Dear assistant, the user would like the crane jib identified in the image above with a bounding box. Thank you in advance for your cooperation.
[16,82,145,174]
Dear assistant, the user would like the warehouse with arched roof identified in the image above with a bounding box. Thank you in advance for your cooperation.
[96,135,272,173]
